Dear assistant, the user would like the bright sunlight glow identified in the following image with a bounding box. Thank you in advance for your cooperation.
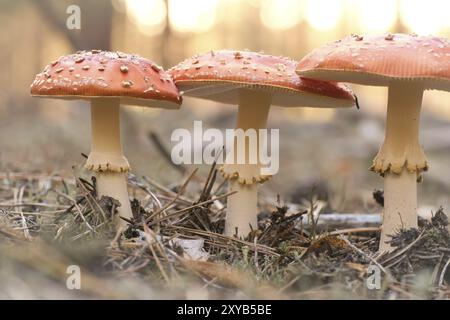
[306,0,342,31]
[260,0,303,30]
[125,0,167,36]
[400,0,449,35]
[355,0,397,32]
[168,0,220,33]
[124,0,450,37]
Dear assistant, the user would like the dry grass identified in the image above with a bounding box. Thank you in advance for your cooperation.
[0,164,449,299]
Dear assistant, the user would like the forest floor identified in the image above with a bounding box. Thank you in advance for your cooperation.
[0,163,449,300]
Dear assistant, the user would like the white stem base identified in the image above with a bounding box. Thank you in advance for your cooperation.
[380,171,418,252]
[88,98,133,229]
[225,180,258,236]
[96,172,132,228]
[223,90,271,238]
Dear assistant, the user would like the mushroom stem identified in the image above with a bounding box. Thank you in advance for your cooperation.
[226,180,258,237]
[224,90,271,237]
[378,81,424,252]
[88,98,133,227]
[381,172,417,251]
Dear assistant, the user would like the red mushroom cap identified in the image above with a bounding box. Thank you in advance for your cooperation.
[169,50,355,108]
[296,34,450,91]
[31,50,182,108]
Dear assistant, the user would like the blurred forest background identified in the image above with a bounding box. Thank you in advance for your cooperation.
[1,0,449,214]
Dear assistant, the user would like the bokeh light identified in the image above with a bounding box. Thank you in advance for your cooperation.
[306,0,342,31]
[125,0,167,36]
[168,0,220,33]
[355,0,397,32]
[400,0,450,35]
[260,0,303,30]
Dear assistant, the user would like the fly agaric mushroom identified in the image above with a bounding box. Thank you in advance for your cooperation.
[169,50,355,237]
[31,50,182,227]
[296,33,450,252]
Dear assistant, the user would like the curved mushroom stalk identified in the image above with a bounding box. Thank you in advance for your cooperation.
[372,81,426,252]
[222,90,271,237]
[86,98,133,227]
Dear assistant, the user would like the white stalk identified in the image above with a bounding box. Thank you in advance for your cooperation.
[87,98,133,228]
[224,90,271,237]
[381,172,417,251]
[378,81,425,252]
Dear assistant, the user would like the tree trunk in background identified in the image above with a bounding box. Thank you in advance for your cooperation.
[33,0,112,50]
[159,0,171,68]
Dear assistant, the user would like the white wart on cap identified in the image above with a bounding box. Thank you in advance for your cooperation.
[296,33,450,91]
[296,33,450,252]
[31,50,182,108]
[169,49,355,108]
[169,50,356,237]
